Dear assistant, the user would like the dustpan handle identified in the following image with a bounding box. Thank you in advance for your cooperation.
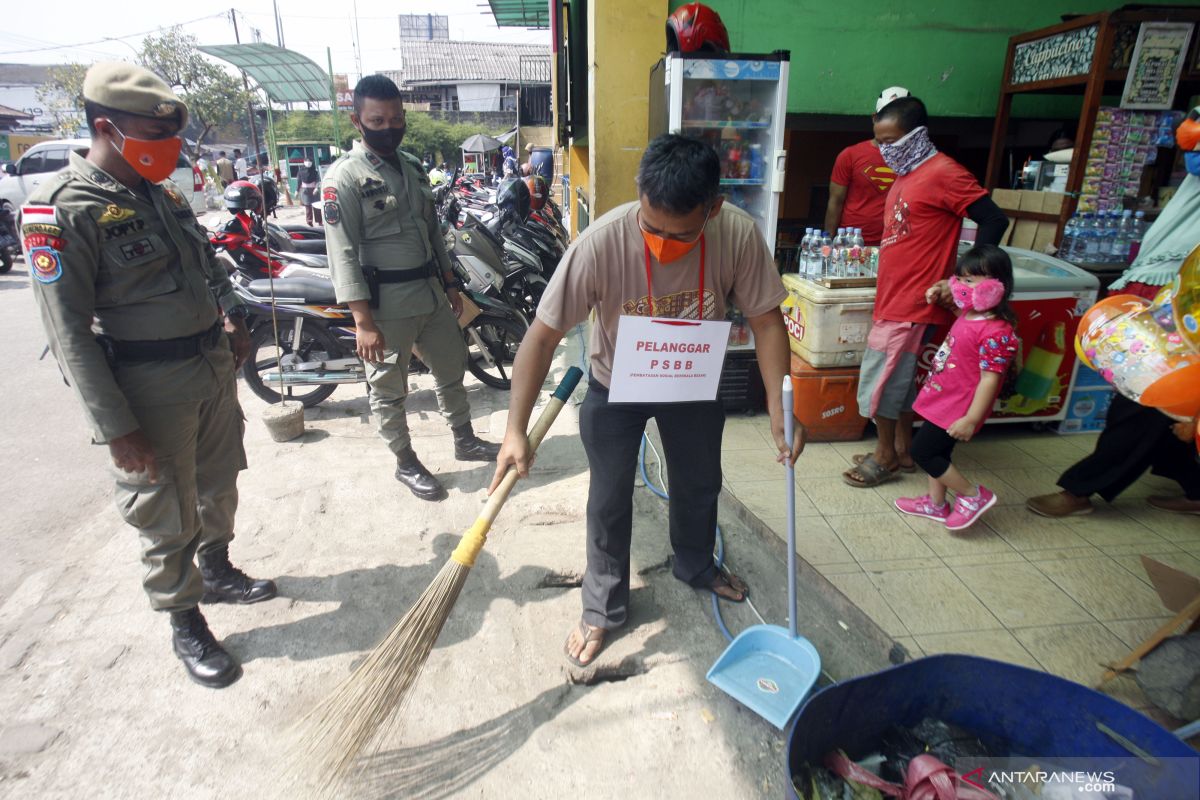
[782,377,797,639]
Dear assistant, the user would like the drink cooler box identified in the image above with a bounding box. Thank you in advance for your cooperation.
[788,354,869,442]
[781,274,875,368]
[1055,364,1115,434]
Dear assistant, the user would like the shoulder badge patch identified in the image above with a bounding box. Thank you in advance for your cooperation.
[24,233,67,251]
[97,204,135,224]
[28,246,63,283]
[323,187,338,203]
[21,205,57,228]
[23,222,62,237]
[324,201,340,225]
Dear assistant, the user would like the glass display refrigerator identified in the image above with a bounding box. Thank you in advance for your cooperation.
[649,50,790,251]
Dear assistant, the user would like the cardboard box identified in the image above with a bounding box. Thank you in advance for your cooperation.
[993,188,1021,211]
[1010,218,1038,250]
[1055,383,1114,434]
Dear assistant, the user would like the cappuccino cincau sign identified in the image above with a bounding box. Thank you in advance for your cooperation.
[1011,25,1099,85]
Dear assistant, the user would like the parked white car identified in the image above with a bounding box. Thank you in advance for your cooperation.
[0,138,206,217]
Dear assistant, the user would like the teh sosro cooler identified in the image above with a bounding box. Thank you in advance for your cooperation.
[780,247,1101,440]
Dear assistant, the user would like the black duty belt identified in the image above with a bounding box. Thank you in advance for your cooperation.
[363,260,438,308]
[99,322,224,364]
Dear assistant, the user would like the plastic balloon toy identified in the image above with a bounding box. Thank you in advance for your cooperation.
[1076,246,1200,421]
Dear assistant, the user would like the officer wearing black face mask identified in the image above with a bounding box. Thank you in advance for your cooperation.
[321,75,499,501]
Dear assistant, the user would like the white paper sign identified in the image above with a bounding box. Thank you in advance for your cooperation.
[608,315,732,403]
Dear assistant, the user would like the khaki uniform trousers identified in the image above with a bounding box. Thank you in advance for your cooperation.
[112,355,246,612]
[367,303,471,456]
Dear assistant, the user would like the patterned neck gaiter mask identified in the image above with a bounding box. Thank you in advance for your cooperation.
[879,126,938,176]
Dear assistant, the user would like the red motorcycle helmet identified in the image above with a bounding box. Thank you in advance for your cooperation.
[666,3,730,54]
[223,180,262,213]
[523,174,548,211]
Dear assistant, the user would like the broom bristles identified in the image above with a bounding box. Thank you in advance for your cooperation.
[294,558,472,791]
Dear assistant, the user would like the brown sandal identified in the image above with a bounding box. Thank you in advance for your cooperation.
[709,570,747,603]
[564,618,607,667]
[852,452,916,473]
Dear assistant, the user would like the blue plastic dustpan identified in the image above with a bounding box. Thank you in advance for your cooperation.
[706,378,821,729]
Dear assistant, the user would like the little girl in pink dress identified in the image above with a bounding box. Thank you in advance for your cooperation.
[896,244,1019,531]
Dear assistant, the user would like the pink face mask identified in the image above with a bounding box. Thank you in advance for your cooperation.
[949,275,1005,311]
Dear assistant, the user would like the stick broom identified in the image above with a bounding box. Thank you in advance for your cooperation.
[296,366,584,789]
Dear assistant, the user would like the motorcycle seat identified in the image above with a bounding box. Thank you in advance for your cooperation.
[287,238,327,255]
[247,277,338,304]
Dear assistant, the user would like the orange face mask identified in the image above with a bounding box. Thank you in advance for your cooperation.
[639,207,711,264]
[112,123,183,183]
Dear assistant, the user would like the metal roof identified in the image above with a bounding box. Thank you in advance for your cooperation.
[394,40,550,86]
[486,0,550,29]
[197,43,331,104]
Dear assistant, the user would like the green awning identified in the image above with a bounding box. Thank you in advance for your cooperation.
[487,0,550,29]
[197,43,331,103]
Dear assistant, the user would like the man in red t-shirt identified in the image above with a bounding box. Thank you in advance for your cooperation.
[824,88,908,245]
[843,96,1009,488]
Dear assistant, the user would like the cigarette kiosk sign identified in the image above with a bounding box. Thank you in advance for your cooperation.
[333,74,354,109]
[1011,24,1099,85]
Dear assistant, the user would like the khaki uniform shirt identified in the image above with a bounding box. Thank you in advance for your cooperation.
[23,151,244,443]
[321,141,452,320]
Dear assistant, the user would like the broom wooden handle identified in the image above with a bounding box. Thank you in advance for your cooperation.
[451,367,583,568]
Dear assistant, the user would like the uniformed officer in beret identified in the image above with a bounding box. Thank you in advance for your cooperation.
[22,62,276,688]
[322,75,499,501]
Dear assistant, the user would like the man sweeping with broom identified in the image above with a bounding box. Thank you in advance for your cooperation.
[490,134,805,668]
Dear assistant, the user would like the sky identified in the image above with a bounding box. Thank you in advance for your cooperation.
[0,0,548,81]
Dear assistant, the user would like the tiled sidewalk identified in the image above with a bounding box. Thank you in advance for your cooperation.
[718,416,1200,717]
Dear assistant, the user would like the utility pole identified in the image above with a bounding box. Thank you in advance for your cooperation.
[231,9,263,175]
[273,0,285,48]
[351,0,363,79]
[327,47,342,153]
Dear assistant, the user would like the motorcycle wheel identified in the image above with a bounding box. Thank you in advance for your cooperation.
[0,249,12,275]
[243,323,341,407]
[464,314,526,390]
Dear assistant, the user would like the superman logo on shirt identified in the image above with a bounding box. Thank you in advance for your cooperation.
[862,164,896,193]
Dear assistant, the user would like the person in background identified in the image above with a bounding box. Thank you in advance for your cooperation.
[1027,107,1200,518]
[489,134,804,667]
[298,158,322,226]
[215,150,234,187]
[842,95,1009,488]
[501,146,517,178]
[896,245,1018,531]
[233,148,247,180]
[824,86,909,246]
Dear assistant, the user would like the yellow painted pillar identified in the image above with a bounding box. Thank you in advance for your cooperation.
[588,0,667,219]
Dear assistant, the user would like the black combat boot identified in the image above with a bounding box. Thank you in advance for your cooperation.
[395,448,448,501]
[198,545,278,605]
[169,607,242,688]
[452,423,501,462]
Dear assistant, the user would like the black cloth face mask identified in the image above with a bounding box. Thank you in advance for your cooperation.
[359,124,406,153]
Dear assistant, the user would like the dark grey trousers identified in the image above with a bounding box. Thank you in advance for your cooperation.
[578,379,725,629]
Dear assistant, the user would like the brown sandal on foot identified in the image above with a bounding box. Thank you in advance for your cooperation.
[852,452,916,473]
[564,618,607,667]
[709,570,748,603]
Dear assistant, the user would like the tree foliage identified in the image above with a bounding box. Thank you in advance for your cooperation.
[271,109,510,165]
[138,27,253,155]
[36,63,88,138]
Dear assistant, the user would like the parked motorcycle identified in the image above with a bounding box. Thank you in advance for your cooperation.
[208,212,327,279]
[233,269,526,406]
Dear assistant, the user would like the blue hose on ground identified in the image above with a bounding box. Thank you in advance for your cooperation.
[575,322,735,643]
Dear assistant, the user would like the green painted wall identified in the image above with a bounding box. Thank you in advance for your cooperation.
[678,0,1200,117]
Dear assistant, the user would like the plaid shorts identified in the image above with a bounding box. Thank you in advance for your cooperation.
[856,320,929,420]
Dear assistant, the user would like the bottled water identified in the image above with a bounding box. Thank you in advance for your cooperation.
[1099,210,1118,261]
[833,228,847,276]
[798,228,813,275]
[819,230,833,277]
[1068,212,1090,262]
[1060,213,1078,260]
[1113,210,1133,262]
[1083,212,1101,263]
[1128,211,1147,264]
[849,228,865,276]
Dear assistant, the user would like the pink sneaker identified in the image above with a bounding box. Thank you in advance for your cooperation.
[894,495,950,522]
[945,485,997,531]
